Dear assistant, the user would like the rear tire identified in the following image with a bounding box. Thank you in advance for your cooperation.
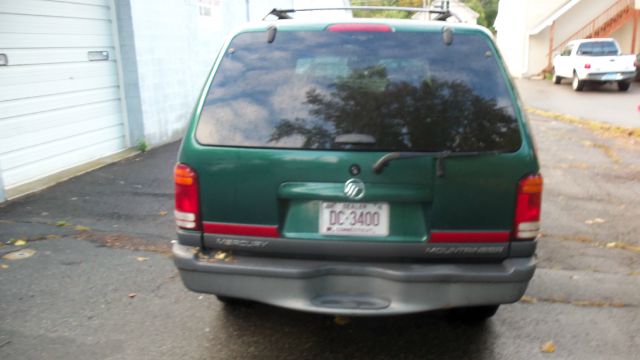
[447,305,500,323]
[617,81,631,91]
[572,72,584,91]
[552,69,562,84]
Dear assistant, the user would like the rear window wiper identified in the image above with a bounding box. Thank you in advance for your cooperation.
[372,151,504,177]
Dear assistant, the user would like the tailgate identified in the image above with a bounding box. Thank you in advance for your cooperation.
[188,146,535,260]
[177,26,540,260]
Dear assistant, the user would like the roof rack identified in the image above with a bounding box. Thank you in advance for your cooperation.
[262,6,461,22]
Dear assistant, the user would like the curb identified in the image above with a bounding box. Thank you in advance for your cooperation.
[526,107,640,138]
[3,148,140,202]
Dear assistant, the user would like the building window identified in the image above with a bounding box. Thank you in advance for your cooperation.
[198,0,215,16]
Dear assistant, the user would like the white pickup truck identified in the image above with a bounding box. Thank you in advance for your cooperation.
[552,38,637,92]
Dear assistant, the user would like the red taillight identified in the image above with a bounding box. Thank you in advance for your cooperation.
[203,222,279,238]
[513,174,543,240]
[584,63,591,69]
[174,163,200,230]
[326,24,393,32]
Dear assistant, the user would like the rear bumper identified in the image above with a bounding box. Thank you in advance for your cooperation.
[584,71,636,81]
[173,242,536,315]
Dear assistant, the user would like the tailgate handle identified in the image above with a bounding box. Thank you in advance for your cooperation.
[278,182,431,202]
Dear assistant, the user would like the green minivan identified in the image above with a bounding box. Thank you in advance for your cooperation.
[172,10,542,319]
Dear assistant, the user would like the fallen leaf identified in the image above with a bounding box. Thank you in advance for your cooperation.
[158,211,168,216]
[603,242,640,253]
[128,293,137,299]
[540,341,556,353]
[55,220,71,227]
[0,264,9,269]
[2,248,36,260]
[14,239,27,246]
[570,300,598,307]
[334,316,351,326]
[74,225,91,232]
[214,251,228,260]
[136,256,149,262]
[520,295,538,304]
[585,218,605,225]
[46,235,61,240]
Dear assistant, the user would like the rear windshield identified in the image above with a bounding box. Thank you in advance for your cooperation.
[196,30,521,152]
[576,41,619,56]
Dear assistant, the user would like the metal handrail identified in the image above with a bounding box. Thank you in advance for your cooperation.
[551,0,634,54]
[263,6,461,22]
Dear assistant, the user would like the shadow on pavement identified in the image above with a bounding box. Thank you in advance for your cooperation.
[210,302,498,360]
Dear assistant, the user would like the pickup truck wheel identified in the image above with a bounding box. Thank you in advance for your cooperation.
[447,305,500,323]
[552,69,562,84]
[572,72,584,91]
[617,81,631,91]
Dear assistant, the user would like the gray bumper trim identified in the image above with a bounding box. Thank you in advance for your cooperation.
[203,233,513,260]
[173,243,536,315]
[177,228,202,247]
[510,240,536,257]
[585,72,636,81]
[174,243,534,282]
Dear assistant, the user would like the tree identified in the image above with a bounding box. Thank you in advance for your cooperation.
[349,0,500,31]
[460,0,499,30]
[350,0,425,19]
[269,66,518,152]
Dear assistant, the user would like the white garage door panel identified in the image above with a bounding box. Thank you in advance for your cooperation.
[0,0,111,20]
[0,14,112,35]
[1,114,122,153]
[0,76,119,102]
[3,137,126,188]
[2,48,116,66]
[0,100,122,139]
[3,61,118,86]
[2,124,124,171]
[0,33,113,48]
[58,0,111,6]
[0,0,127,190]
[0,88,120,118]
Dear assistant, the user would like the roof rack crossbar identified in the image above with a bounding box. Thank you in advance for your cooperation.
[262,6,460,22]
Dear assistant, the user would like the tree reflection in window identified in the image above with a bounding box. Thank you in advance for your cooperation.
[269,65,520,152]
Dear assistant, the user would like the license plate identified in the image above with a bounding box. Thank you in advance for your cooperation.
[602,73,621,80]
[319,202,389,237]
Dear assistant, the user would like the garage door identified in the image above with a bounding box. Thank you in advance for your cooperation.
[0,0,127,189]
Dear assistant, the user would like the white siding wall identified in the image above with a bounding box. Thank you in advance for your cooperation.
[123,0,226,146]
[611,19,640,53]
[0,0,126,189]
[497,0,637,77]
[126,0,351,147]
[495,0,529,77]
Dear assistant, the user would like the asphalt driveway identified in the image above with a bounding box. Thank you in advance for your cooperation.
[2,80,640,359]
[515,78,640,128]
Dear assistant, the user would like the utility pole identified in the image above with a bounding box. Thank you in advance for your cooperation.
[245,0,250,21]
